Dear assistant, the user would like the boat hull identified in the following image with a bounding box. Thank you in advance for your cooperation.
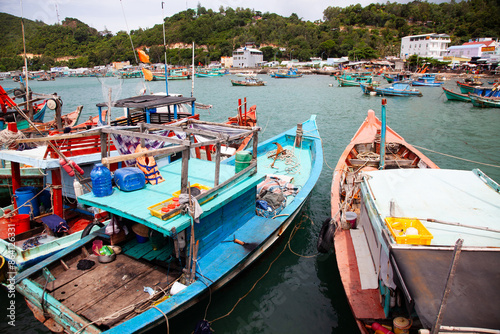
[442,87,471,102]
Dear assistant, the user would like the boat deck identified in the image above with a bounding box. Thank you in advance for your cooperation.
[34,251,177,328]
[363,169,500,247]
[78,158,263,235]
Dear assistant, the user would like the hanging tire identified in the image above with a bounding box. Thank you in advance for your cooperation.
[317,217,335,253]
[81,221,105,238]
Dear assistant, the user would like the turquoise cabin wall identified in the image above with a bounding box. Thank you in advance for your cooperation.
[190,186,257,259]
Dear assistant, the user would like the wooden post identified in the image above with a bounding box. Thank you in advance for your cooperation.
[55,99,63,130]
[100,132,108,160]
[252,130,258,161]
[214,143,221,186]
[295,123,303,147]
[11,162,21,208]
[51,169,63,218]
[139,123,145,147]
[180,148,189,194]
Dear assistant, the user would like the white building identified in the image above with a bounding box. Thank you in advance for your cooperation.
[232,46,263,68]
[446,38,498,62]
[400,33,450,60]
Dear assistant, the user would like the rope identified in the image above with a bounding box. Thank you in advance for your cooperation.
[0,129,28,148]
[6,184,51,216]
[209,212,314,325]
[266,148,300,174]
[287,214,319,259]
[151,306,169,334]
[412,144,500,169]
[357,151,380,161]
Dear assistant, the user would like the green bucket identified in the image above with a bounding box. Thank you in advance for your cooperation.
[235,151,252,173]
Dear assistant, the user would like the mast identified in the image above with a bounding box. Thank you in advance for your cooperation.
[161,1,169,95]
[20,0,33,120]
[191,41,195,98]
[379,98,387,170]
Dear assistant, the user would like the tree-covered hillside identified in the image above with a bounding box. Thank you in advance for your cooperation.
[0,0,498,71]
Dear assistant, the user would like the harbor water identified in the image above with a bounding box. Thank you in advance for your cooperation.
[1,74,499,333]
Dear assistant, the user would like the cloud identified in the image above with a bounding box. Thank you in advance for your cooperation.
[0,0,450,33]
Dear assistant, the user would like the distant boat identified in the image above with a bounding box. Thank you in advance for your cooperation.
[231,77,266,86]
[235,71,256,78]
[337,72,373,87]
[273,68,302,78]
[442,87,471,102]
[361,82,422,97]
[469,93,500,108]
[411,74,443,87]
[383,72,411,84]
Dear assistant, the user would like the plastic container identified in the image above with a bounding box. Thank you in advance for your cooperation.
[235,150,252,173]
[114,167,145,192]
[345,211,357,229]
[91,163,113,197]
[14,186,40,217]
[385,217,433,245]
[393,317,411,334]
[0,209,11,239]
[10,214,30,235]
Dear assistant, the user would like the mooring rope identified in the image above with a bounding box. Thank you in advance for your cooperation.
[412,144,500,169]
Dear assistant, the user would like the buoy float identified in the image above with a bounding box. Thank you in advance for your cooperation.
[70,160,84,175]
[59,158,75,176]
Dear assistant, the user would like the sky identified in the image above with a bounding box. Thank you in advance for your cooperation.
[0,0,449,34]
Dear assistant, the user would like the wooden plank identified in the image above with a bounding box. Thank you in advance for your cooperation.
[101,127,188,146]
[102,145,183,165]
[56,254,153,312]
[16,131,102,143]
[80,267,176,325]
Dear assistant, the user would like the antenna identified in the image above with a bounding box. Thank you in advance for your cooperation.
[55,2,60,25]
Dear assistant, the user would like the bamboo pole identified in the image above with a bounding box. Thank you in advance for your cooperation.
[432,239,463,334]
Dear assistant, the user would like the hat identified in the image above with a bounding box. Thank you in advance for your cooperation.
[132,223,150,238]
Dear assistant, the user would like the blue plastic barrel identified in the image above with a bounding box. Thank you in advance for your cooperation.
[91,163,113,197]
[14,186,40,217]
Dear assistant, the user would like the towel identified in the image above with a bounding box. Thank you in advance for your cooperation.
[178,193,203,223]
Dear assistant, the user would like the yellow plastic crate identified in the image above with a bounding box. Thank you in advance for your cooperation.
[172,183,211,198]
[148,197,181,220]
[385,217,433,245]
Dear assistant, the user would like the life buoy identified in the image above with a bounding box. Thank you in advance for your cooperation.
[317,217,336,253]
[135,144,165,185]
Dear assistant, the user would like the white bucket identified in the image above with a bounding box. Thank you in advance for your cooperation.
[170,281,187,295]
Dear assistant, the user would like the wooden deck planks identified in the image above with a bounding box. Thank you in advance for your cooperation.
[52,254,152,310]
[79,264,175,325]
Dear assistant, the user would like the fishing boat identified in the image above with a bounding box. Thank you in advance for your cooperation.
[457,82,500,98]
[337,73,373,87]
[235,71,256,78]
[456,80,476,94]
[273,68,302,78]
[411,74,443,87]
[231,77,266,86]
[361,82,422,97]
[382,72,411,84]
[442,87,471,102]
[328,100,500,333]
[469,93,500,108]
[14,115,322,334]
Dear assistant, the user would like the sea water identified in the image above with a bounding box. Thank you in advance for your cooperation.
[1,74,499,334]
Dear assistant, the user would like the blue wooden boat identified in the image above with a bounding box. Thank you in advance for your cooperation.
[411,74,443,87]
[383,72,411,84]
[457,83,500,99]
[361,82,422,97]
[273,68,302,78]
[14,116,322,333]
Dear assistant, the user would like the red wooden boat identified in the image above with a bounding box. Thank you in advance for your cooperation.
[329,102,438,333]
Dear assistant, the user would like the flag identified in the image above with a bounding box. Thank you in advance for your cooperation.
[142,68,153,81]
[138,50,150,63]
